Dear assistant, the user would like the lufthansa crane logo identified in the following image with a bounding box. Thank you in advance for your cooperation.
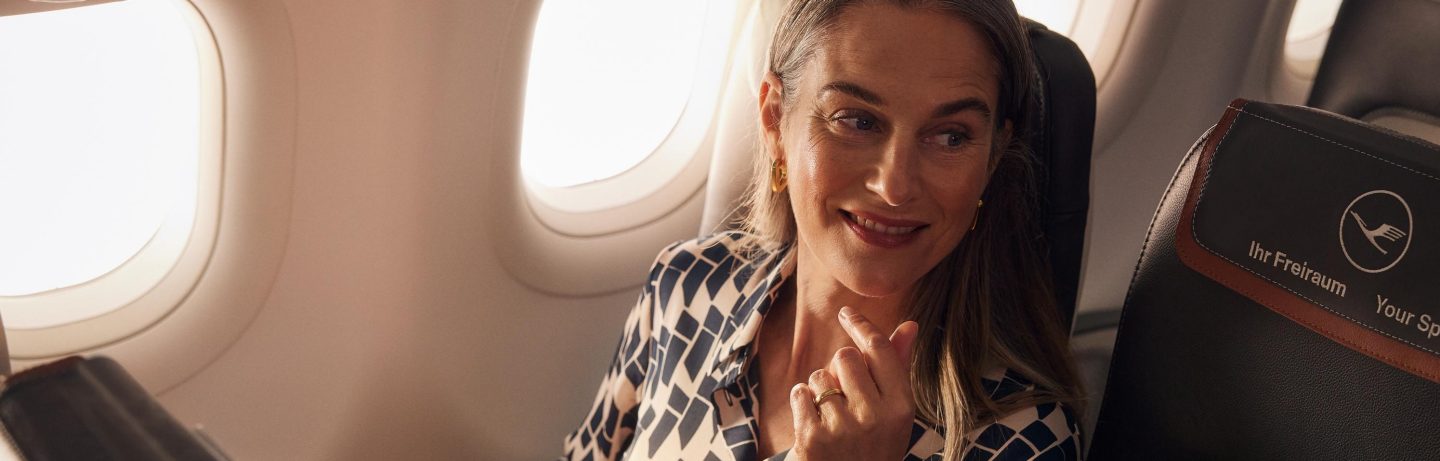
[1339,190,1412,273]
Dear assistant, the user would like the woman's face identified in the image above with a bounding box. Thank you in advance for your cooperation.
[763,3,1006,298]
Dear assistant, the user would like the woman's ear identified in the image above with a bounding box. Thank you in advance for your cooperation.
[758,72,786,162]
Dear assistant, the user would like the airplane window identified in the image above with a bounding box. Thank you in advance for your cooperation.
[0,0,202,329]
[1014,0,1082,36]
[515,0,736,239]
[521,0,716,188]
[1283,0,1343,79]
[1015,0,1136,84]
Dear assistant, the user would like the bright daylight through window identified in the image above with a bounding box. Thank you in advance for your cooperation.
[1014,0,1081,36]
[1014,0,1134,84]
[1283,0,1343,78]
[521,0,712,189]
[0,0,200,327]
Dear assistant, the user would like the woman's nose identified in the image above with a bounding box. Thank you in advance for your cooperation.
[865,140,918,207]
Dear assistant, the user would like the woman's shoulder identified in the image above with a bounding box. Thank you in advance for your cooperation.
[963,400,1081,460]
[979,366,1037,401]
[961,367,1083,460]
[646,231,786,275]
[639,230,788,311]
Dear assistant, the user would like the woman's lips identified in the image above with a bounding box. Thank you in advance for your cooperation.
[841,210,926,248]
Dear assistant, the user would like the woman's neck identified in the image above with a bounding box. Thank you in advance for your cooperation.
[774,242,911,380]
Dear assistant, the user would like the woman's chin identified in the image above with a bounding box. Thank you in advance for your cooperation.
[841,275,915,299]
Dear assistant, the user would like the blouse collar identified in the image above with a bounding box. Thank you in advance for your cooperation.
[707,238,795,389]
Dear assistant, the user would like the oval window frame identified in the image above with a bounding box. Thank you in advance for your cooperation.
[519,0,739,237]
[0,0,221,358]
[5,0,298,395]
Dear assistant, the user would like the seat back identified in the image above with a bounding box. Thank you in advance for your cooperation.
[1307,0,1440,144]
[1089,99,1440,460]
[1023,19,1095,332]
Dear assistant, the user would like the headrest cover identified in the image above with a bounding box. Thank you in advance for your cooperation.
[1307,0,1440,119]
[1177,99,1440,383]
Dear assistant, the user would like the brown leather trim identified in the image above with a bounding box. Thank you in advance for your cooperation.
[1176,98,1440,384]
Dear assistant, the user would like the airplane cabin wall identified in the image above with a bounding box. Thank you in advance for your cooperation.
[152,0,663,458]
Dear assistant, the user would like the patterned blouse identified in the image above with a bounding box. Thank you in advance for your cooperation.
[560,232,1080,461]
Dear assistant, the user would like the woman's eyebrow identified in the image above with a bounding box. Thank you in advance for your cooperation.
[931,97,992,123]
[819,81,885,106]
[818,81,991,123]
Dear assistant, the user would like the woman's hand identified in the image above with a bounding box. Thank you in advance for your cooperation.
[789,307,920,460]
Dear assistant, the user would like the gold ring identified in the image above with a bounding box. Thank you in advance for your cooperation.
[813,388,844,409]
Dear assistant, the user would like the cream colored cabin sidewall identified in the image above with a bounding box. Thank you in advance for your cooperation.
[137,0,694,458]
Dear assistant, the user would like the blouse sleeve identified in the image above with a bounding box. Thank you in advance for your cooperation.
[956,401,1082,460]
[558,250,665,461]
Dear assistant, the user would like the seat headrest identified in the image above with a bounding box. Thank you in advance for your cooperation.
[1308,0,1440,120]
[1090,99,1440,459]
[1178,100,1440,380]
[1023,19,1095,333]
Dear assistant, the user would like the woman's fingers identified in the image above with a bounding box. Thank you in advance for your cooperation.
[807,368,846,427]
[829,346,880,422]
[888,320,920,364]
[789,309,920,460]
[837,307,916,398]
[789,383,820,439]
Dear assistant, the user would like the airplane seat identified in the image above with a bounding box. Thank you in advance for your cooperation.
[1080,0,1440,447]
[1088,99,1440,459]
[1021,19,1096,334]
[1306,0,1440,144]
[699,17,1096,332]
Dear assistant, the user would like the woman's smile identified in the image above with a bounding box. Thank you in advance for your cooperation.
[839,209,927,248]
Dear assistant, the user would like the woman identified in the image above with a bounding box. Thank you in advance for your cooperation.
[561,0,1084,459]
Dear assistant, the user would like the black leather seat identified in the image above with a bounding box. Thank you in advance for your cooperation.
[1088,99,1440,459]
[1307,0,1440,120]
[1023,19,1095,333]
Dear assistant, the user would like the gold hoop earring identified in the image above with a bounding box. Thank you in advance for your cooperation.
[971,199,984,230]
[770,160,788,193]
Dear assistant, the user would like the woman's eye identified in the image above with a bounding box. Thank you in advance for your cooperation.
[926,132,971,148]
[836,115,878,132]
